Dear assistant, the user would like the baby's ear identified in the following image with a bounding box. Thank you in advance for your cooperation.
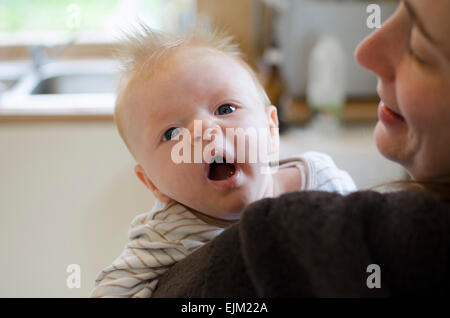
[265,105,280,154]
[134,164,173,203]
[265,105,279,130]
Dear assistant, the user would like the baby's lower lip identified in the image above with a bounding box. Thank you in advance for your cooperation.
[205,163,242,190]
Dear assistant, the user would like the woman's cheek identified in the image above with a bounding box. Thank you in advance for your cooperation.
[397,69,436,129]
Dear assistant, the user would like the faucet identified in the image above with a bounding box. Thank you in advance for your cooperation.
[29,37,77,73]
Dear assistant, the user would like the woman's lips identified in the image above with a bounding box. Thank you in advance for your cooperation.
[378,100,405,126]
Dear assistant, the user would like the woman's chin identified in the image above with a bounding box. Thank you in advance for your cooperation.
[374,121,407,166]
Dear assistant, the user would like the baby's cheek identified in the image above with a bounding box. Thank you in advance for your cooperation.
[167,162,191,181]
[151,159,180,188]
[241,114,274,163]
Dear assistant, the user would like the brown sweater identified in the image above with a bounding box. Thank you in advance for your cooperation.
[152,190,450,297]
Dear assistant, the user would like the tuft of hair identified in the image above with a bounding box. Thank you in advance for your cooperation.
[113,23,271,160]
[115,22,242,81]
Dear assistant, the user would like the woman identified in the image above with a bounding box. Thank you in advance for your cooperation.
[152,0,450,297]
[356,0,450,194]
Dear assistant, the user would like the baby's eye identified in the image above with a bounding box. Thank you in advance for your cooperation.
[162,127,181,141]
[215,104,235,115]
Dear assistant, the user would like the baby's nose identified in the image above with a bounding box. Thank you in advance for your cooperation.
[195,126,225,147]
[188,118,222,143]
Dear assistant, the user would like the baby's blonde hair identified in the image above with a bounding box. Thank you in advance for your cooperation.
[114,23,271,159]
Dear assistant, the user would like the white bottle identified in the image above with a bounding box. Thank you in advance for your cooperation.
[306,34,347,117]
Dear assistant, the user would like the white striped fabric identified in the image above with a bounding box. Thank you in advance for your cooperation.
[281,151,357,195]
[90,151,356,298]
[90,200,224,298]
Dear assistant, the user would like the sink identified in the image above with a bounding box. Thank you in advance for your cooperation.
[1,59,120,113]
[31,73,118,95]
[16,59,120,95]
[0,61,30,93]
[0,79,19,91]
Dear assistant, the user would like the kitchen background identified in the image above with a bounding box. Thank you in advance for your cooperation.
[0,0,403,297]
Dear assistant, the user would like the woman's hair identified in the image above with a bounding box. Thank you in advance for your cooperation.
[374,177,450,201]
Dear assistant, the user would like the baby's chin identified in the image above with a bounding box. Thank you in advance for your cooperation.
[185,193,250,221]
[198,201,246,221]
[208,211,242,222]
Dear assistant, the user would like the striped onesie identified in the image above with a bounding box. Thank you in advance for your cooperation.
[90,151,356,297]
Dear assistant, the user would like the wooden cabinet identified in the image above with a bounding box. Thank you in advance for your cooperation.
[196,0,259,65]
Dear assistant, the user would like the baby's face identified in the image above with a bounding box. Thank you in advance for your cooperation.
[124,47,278,220]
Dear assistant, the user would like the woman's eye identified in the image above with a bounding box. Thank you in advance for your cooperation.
[409,45,427,65]
[215,104,236,115]
[162,127,181,141]
[408,28,431,65]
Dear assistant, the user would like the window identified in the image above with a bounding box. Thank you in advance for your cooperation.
[0,0,197,117]
[0,0,197,44]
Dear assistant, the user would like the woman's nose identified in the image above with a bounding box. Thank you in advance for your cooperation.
[355,6,404,81]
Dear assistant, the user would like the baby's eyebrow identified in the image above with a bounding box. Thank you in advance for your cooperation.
[148,107,173,123]
[148,110,184,141]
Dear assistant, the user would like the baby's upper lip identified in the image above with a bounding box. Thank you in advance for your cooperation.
[205,147,236,165]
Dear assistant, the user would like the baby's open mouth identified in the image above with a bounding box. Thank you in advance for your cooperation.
[208,156,236,181]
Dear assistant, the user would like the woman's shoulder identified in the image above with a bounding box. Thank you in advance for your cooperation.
[240,190,450,241]
[153,189,450,297]
[248,189,449,216]
[238,190,450,296]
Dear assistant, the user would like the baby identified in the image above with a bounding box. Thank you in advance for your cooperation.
[90,25,356,297]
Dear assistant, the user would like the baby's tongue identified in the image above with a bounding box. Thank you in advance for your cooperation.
[209,163,235,181]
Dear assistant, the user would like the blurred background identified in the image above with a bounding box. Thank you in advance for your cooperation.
[0,0,404,297]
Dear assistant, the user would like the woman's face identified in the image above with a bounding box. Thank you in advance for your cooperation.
[355,0,450,180]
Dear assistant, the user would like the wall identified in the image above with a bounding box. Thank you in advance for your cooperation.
[0,120,155,297]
